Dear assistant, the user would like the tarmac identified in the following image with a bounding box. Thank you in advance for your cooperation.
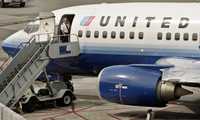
[0,0,200,120]
[22,77,200,120]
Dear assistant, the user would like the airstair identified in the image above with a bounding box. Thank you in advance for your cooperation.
[0,13,80,108]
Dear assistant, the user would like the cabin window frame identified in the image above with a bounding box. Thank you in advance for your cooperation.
[138,32,144,40]
[120,31,125,39]
[175,33,180,41]
[166,32,171,40]
[183,33,189,41]
[94,31,99,38]
[86,30,91,38]
[111,31,116,39]
[78,30,83,38]
[157,32,162,40]
[192,33,198,41]
[129,32,135,39]
[102,31,108,38]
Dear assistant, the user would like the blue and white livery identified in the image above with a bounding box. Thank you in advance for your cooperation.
[2,3,200,107]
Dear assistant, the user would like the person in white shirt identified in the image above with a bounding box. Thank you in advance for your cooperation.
[60,18,70,42]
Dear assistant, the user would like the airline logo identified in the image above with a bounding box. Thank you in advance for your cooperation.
[80,16,95,26]
[80,16,190,28]
[99,16,190,28]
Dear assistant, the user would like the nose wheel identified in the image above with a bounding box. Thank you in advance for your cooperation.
[146,109,154,120]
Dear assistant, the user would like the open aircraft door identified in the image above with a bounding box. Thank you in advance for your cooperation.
[47,14,80,59]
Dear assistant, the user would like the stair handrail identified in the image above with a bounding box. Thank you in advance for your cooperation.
[0,32,79,86]
[0,33,79,72]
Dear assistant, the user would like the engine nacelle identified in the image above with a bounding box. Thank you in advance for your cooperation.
[98,66,192,107]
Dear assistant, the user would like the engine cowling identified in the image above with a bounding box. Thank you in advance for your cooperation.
[98,65,192,107]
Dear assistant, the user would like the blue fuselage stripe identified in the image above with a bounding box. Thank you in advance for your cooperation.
[2,43,200,74]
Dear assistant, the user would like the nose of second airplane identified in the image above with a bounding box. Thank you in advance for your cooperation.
[1,30,29,57]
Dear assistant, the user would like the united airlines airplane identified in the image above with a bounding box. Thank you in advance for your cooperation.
[2,3,200,108]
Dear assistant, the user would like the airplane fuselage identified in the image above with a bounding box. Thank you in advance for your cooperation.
[2,3,200,75]
[46,3,200,75]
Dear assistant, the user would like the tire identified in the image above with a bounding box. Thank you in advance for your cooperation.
[57,92,73,106]
[20,2,25,7]
[22,97,37,113]
[0,0,5,8]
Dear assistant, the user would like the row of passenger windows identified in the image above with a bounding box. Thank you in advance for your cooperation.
[157,32,198,41]
[78,30,144,39]
[78,30,199,41]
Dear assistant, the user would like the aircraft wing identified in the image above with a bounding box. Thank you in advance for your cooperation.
[156,57,200,85]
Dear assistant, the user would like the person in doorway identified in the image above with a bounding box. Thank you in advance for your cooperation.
[60,17,70,42]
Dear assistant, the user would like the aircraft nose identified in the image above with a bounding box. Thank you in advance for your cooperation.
[2,37,19,57]
[1,30,29,56]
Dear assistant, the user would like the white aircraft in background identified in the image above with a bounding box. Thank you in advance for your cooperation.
[2,3,200,109]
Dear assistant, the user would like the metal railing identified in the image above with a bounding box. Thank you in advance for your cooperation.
[0,33,80,92]
[0,33,79,72]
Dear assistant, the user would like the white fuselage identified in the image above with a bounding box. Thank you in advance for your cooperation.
[51,3,200,58]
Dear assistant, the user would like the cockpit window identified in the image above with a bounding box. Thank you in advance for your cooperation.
[24,24,39,34]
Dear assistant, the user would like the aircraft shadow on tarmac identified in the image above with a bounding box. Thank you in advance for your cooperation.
[33,99,105,112]
[115,111,200,120]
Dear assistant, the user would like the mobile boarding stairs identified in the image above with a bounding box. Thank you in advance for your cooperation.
[0,13,80,108]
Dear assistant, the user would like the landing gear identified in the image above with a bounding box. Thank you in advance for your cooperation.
[146,109,154,120]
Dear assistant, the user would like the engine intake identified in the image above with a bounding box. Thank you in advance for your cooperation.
[98,65,192,107]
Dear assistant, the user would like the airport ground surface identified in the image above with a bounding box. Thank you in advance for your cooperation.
[1,0,200,120]
[24,77,200,120]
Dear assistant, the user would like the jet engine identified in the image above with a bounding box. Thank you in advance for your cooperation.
[98,65,192,107]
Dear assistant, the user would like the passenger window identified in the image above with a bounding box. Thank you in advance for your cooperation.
[129,32,134,39]
[86,31,91,38]
[192,33,198,41]
[175,33,180,41]
[183,33,189,41]
[78,30,83,38]
[166,32,171,40]
[102,31,107,38]
[111,31,116,39]
[157,32,162,40]
[94,31,99,38]
[120,31,125,39]
[139,32,144,39]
